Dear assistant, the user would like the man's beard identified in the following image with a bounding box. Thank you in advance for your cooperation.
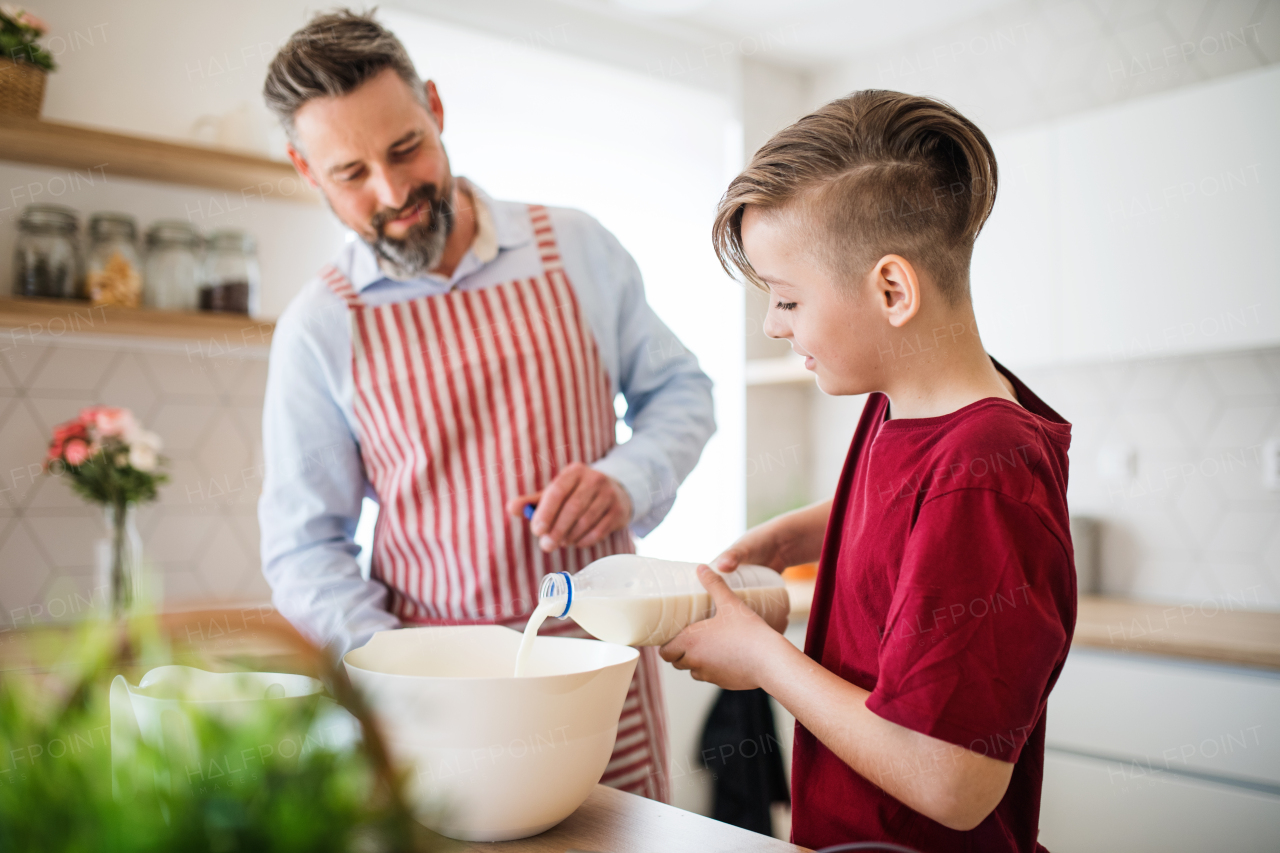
[366,181,456,279]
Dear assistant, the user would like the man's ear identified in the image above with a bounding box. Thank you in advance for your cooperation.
[424,80,444,131]
[286,143,318,190]
[873,254,921,329]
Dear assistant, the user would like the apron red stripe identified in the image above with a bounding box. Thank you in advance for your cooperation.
[423,296,481,617]
[387,302,444,614]
[350,306,415,612]
[487,285,540,607]
[510,279,567,578]
[459,291,517,615]
[445,293,502,618]
[407,299,465,618]
[523,278,580,573]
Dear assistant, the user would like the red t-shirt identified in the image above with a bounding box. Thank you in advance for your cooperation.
[792,364,1076,853]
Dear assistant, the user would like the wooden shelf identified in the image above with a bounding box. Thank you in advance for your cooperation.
[0,296,274,344]
[0,115,319,204]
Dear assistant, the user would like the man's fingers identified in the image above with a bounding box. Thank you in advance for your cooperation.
[562,495,611,547]
[506,492,542,518]
[547,478,602,546]
[530,464,585,536]
[578,508,622,548]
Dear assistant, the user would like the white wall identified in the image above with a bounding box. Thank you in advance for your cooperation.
[810,0,1280,135]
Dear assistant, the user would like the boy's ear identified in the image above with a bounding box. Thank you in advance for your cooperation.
[873,254,921,329]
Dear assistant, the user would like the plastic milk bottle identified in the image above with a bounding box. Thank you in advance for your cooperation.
[515,554,789,676]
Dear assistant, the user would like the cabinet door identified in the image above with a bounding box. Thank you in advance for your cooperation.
[972,64,1280,368]
[1040,749,1280,853]
[1057,64,1280,364]
[1047,648,1280,786]
[1040,648,1280,852]
[971,125,1063,368]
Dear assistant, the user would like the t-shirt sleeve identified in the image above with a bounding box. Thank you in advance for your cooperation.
[865,488,1072,763]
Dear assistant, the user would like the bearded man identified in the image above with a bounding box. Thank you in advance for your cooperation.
[256,10,715,802]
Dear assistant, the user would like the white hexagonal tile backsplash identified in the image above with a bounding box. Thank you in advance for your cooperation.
[1021,346,1280,608]
[0,337,270,627]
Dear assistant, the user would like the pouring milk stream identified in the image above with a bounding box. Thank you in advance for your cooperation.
[515,554,789,676]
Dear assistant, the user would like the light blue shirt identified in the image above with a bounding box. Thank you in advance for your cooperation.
[258,182,716,655]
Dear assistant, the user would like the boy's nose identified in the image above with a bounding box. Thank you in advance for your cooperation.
[762,308,789,340]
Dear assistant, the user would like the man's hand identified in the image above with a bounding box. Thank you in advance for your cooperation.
[659,564,791,690]
[505,462,632,552]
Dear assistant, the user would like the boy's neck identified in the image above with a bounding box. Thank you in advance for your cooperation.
[879,305,1019,421]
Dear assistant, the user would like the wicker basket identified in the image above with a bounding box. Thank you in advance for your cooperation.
[0,57,47,118]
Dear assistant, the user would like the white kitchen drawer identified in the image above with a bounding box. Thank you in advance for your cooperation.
[1039,749,1280,853]
[1046,648,1280,787]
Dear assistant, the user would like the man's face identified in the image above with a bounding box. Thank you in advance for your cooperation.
[289,67,454,277]
[742,205,887,396]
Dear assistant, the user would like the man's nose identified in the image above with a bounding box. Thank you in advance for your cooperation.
[369,164,412,212]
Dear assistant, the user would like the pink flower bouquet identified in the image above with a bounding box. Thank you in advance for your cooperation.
[46,406,167,506]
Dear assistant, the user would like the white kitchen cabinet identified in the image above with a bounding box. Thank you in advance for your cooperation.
[972,64,1280,369]
[1039,648,1280,852]
[970,125,1064,366]
[1040,750,1280,853]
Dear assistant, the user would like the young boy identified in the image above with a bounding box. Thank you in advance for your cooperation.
[659,91,1075,852]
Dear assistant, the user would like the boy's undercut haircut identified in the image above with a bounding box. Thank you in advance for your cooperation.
[712,90,998,304]
[263,9,426,147]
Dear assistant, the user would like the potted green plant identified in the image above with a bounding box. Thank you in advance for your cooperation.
[0,619,439,851]
[46,406,168,617]
[0,7,55,118]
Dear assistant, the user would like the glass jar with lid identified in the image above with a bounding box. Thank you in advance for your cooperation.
[13,205,82,299]
[143,220,202,311]
[86,212,143,307]
[199,230,259,315]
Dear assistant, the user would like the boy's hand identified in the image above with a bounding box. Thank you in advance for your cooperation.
[659,564,793,690]
[710,525,786,574]
[710,499,832,574]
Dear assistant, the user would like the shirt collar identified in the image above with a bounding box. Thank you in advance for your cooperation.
[348,178,532,292]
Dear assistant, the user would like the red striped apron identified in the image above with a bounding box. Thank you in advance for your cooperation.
[322,204,670,802]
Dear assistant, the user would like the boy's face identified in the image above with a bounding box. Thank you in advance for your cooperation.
[742,205,887,396]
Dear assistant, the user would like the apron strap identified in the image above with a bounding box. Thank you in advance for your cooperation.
[320,263,365,307]
[527,204,564,274]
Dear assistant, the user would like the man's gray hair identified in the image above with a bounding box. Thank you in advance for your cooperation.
[263,9,427,144]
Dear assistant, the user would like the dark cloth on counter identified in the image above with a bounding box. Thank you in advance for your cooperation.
[698,687,790,835]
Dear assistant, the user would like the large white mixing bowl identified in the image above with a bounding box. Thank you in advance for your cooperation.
[343,624,639,842]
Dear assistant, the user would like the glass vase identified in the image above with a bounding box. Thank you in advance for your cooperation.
[97,501,143,617]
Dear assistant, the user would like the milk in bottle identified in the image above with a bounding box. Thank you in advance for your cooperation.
[515,555,789,676]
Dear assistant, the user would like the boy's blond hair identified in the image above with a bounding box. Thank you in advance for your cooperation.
[712,90,998,304]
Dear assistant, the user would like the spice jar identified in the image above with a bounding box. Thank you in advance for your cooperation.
[86,213,142,308]
[144,220,201,311]
[13,205,81,299]
[199,230,259,315]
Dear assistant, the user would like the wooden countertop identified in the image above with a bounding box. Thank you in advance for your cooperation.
[787,584,1280,671]
[1073,594,1280,671]
[440,784,808,853]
